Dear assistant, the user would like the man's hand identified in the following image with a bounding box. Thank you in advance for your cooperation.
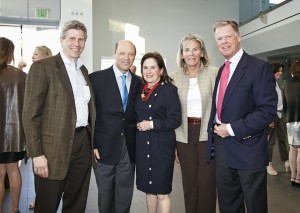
[33,155,48,178]
[214,123,230,138]
[94,149,100,161]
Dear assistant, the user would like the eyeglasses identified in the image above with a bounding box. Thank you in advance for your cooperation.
[215,34,236,42]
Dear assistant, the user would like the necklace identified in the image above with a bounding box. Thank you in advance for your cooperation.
[141,82,160,101]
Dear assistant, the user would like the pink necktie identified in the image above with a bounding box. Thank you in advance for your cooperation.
[217,61,231,121]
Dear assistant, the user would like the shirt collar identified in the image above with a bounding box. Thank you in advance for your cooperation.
[60,51,84,69]
[113,64,130,78]
[226,48,243,65]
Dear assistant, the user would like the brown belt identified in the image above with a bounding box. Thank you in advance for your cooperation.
[187,117,201,124]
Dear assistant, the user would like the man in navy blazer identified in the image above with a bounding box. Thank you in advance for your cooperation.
[207,20,277,213]
[89,40,142,213]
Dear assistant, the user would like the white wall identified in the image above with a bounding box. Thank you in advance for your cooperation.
[240,0,300,58]
[61,0,239,72]
[92,0,239,72]
[61,0,93,72]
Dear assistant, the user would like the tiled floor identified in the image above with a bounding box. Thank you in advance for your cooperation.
[3,146,299,213]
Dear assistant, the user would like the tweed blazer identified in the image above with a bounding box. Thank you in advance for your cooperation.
[22,53,96,180]
[171,65,218,143]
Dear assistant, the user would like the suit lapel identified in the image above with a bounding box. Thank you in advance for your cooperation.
[222,52,247,110]
[55,54,75,105]
[128,74,138,100]
[106,67,123,106]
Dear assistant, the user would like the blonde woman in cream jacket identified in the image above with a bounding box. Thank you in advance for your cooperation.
[171,33,218,213]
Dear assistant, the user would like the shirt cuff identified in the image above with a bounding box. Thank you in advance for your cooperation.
[226,124,235,136]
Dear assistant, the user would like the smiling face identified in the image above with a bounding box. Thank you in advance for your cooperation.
[142,58,163,86]
[214,25,241,60]
[115,41,136,73]
[60,29,85,62]
[275,66,283,80]
[182,40,203,69]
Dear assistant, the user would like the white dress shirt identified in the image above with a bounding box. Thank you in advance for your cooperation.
[61,51,90,128]
[276,82,283,118]
[113,64,132,98]
[215,48,244,136]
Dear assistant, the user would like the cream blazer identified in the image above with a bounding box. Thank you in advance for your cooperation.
[171,65,218,143]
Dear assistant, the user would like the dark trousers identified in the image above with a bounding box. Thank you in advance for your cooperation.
[93,140,135,213]
[268,116,289,162]
[176,123,216,213]
[214,135,268,213]
[34,129,92,213]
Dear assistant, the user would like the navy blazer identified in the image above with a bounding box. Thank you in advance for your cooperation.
[207,51,277,170]
[89,66,142,165]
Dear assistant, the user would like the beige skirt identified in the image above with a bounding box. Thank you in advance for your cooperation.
[286,122,300,147]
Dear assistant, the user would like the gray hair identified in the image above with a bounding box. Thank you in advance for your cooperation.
[61,20,87,40]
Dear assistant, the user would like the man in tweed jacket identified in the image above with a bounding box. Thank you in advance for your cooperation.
[22,20,96,213]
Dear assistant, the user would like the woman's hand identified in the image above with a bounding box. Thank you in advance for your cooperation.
[137,120,152,131]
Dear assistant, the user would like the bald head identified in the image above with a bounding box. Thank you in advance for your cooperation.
[114,40,136,73]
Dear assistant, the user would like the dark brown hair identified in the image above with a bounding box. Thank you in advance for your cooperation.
[271,62,283,74]
[0,37,15,68]
[141,51,173,83]
[290,61,300,77]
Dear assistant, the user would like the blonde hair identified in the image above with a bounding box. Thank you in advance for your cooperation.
[213,20,239,34]
[176,33,210,70]
[36,46,52,59]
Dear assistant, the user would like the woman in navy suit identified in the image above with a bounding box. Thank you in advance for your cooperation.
[135,52,181,213]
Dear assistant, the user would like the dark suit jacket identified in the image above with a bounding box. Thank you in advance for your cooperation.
[207,51,277,170]
[89,66,142,165]
[23,53,96,180]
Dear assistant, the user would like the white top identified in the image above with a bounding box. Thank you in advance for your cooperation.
[276,82,283,118]
[61,51,90,128]
[187,78,202,117]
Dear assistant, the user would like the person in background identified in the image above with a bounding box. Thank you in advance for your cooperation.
[135,52,181,213]
[171,33,218,213]
[18,45,52,209]
[22,20,96,213]
[130,64,137,74]
[267,62,289,176]
[207,20,277,213]
[282,61,300,187]
[90,40,142,213]
[18,46,52,70]
[0,37,27,213]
